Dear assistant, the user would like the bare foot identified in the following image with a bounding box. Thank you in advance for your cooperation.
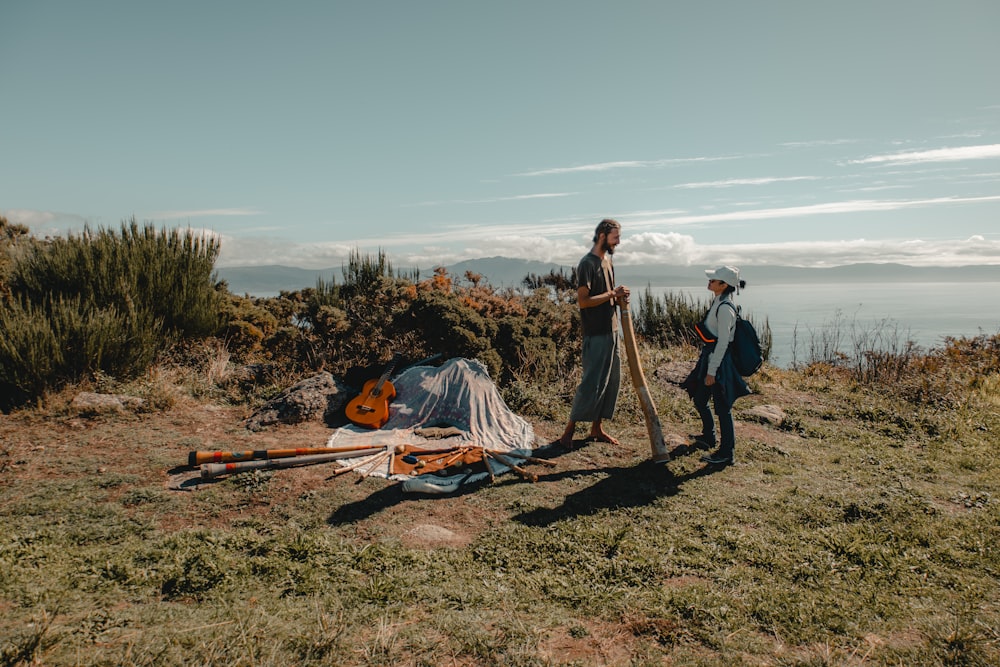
[588,431,620,446]
[553,433,577,450]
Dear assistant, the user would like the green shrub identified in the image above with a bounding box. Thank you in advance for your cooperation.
[0,215,31,293]
[408,289,501,378]
[0,219,224,409]
[635,286,772,363]
[634,287,707,348]
[10,219,222,337]
[895,333,1000,407]
[0,294,162,407]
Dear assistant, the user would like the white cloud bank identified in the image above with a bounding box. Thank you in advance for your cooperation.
[618,234,1000,268]
[215,231,1000,270]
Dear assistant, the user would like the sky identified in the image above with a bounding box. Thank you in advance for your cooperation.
[2,0,1000,271]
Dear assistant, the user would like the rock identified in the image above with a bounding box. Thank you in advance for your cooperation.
[71,392,145,414]
[244,372,350,431]
[401,523,465,547]
[745,404,786,426]
[654,361,695,387]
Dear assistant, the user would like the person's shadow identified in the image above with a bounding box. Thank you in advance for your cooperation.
[326,469,502,525]
[326,440,725,526]
[510,458,720,527]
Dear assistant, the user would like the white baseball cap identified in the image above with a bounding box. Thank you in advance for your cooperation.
[705,265,741,292]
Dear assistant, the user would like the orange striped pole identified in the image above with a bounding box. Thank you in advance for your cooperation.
[188,444,386,466]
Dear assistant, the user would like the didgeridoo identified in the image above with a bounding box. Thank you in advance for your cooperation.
[619,298,670,462]
[188,444,386,467]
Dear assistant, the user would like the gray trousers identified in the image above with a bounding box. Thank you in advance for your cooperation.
[569,333,621,422]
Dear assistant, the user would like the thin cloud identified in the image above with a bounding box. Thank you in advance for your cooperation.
[216,234,356,268]
[834,184,912,193]
[408,192,577,207]
[674,176,819,189]
[3,209,60,226]
[700,236,1000,268]
[516,155,745,177]
[850,144,1000,166]
[5,209,91,234]
[150,208,263,220]
[781,139,858,148]
[625,195,1000,230]
[518,160,651,176]
[939,132,984,140]
[262,215,594,255]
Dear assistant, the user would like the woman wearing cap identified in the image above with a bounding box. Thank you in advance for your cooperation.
[682,266,751,465]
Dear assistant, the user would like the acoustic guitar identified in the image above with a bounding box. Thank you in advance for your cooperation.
[345,353,403,429]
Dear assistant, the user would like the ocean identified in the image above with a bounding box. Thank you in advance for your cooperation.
[645,282,1000,368]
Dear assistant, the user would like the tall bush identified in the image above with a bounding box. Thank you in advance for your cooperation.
[0,219,223,409]
[9,218,221,336]
[635,286,772,362]
[634,287,708,347]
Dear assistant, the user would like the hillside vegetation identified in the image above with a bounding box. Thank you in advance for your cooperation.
[1,220,999,665]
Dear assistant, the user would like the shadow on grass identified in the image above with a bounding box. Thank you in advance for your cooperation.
[327,484,409,525]
[326,472,495,525]
[326,440,724,526]
[511,458,721,527]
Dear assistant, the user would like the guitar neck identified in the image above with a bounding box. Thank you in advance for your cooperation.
[370,354,402,396]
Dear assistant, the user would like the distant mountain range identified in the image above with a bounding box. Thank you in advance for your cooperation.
[216,258,997,296]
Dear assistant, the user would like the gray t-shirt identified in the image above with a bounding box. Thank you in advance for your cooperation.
[576,252,615,336]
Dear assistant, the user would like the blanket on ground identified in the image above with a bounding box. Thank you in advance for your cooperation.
[326,357,536,493]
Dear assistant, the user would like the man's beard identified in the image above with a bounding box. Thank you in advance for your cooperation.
[602,239,616,255]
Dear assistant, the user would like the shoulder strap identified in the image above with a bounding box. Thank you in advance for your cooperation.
[716,300,739,318]
[714,300,738,334]
[601,260,616,307]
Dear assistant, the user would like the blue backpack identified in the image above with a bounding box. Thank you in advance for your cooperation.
[717,302,764,376]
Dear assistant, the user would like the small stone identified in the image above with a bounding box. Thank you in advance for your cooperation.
[745,404,786,426]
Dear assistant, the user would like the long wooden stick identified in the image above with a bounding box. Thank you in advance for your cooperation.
[619,298,670,462]
[481,453,496,483]
[488,452,539,483]
[329,453,389,479]
[200,448,386,479]
[353,449,392,479]
[485,449,557,467]
[189,444,386,466]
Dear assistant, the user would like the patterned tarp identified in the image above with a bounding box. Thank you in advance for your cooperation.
[326,357,536,493]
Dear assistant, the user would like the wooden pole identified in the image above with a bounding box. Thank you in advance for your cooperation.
[188,444,386,466]
[200,448,386,479]
[619,298,670,462]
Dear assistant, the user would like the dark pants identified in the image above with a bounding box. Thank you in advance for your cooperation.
[692,382,734,456]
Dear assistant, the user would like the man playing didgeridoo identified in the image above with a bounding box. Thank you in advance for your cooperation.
[557,218,630,449]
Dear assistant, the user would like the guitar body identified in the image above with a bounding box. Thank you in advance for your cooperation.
[346,355,403,428]
[346,378,396,428]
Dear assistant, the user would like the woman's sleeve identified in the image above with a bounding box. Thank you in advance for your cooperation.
[707,304,737,375]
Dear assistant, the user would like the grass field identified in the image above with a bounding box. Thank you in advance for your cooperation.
[1,348,999,666]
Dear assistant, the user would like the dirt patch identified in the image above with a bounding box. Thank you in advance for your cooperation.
[537,622,635,666]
